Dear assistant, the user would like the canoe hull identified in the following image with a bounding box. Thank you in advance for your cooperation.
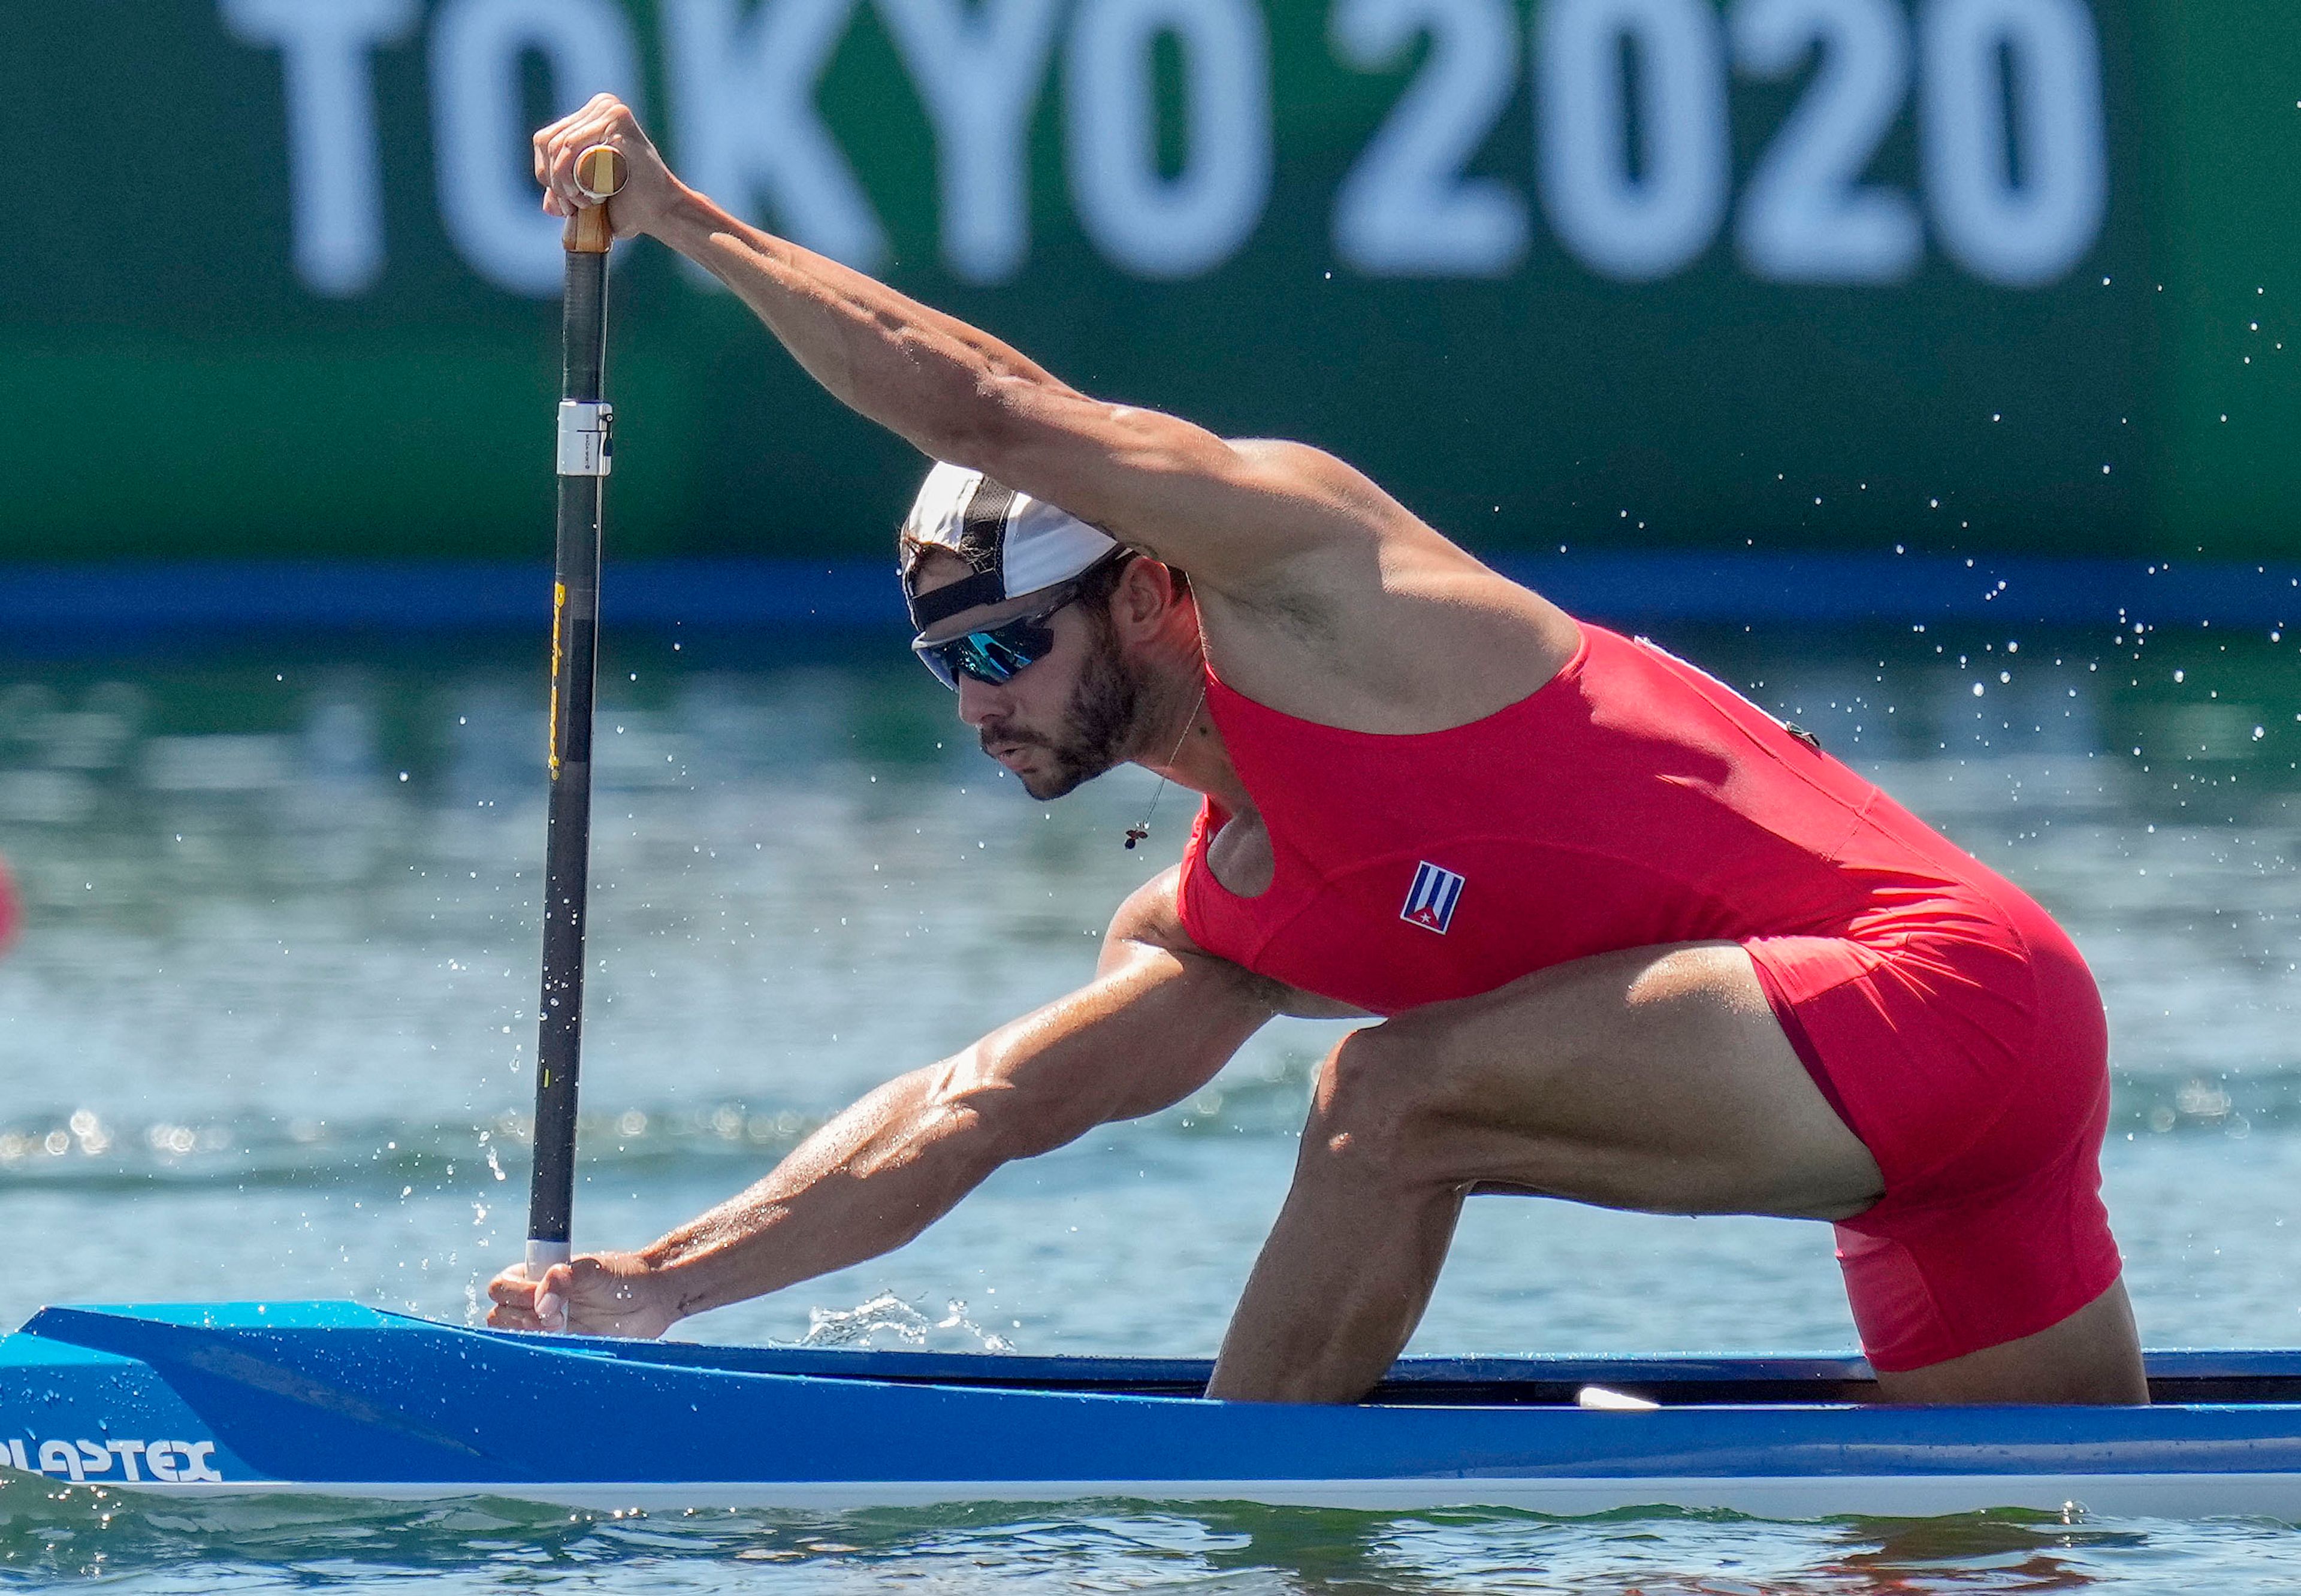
[7,1301,2301,1519]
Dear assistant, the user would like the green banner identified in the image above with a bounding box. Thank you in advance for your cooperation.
[7,0,2297,563]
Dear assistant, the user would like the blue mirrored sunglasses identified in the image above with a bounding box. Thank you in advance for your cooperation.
[910,584,1081,692]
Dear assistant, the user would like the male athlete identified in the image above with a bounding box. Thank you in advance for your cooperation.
[491,96,2148,1405]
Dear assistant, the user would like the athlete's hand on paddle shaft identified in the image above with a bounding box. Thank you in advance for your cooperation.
[532,93,683,241]
[486,1251,679,1338]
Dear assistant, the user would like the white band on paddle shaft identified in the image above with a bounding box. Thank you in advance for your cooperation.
[524,1240,574,1333]
[555,400,614,477]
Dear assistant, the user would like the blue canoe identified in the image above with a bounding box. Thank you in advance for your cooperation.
[5,1301,2300,1518]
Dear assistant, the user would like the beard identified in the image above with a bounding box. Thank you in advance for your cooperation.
[980,621,1142,800]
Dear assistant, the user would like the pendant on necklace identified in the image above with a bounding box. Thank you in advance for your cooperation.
[1123,684,1207,851]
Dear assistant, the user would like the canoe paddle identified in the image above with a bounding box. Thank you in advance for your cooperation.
[526,143,626,1306]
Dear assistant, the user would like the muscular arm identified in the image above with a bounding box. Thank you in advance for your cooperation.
[487,872,1275,1335]
[530,98,1416,592]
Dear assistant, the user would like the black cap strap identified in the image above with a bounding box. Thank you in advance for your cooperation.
[904,474,1020,631]
[961,479,1016,561]
[907,570,1007,632]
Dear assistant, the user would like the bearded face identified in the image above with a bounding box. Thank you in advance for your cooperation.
[977,609,1143,800]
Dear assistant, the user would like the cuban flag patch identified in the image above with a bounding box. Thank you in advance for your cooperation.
[1400,861,1465,935]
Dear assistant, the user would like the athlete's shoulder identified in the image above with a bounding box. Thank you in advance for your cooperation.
[1217,439,1429,534]
[1102,866,1189,955]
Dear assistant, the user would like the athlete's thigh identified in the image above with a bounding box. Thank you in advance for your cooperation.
[1372,941,1882,1221]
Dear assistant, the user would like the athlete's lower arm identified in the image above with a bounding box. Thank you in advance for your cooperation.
[649,188,1066,472]
[629,1057,1019,1323]
[626,940,1273,1325]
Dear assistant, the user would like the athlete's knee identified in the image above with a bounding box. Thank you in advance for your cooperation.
[1300,1024,1445,1188]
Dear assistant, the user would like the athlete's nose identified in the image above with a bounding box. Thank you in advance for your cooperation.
[955,673,1006,729]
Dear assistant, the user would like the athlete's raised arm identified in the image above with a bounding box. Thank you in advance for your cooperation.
[531,96,1414,594]
[486,873,1277,1336]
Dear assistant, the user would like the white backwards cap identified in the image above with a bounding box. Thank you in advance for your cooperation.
[899,461,1124,634]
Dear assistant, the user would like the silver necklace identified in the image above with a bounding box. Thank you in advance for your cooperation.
[1124,685,1207,851]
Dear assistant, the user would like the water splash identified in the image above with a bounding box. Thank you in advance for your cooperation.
[799,1292,1014,1353]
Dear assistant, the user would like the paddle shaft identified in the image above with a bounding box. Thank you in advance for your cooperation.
[527,147,626,1275]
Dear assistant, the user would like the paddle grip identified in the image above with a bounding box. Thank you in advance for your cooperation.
[563,144,627,255]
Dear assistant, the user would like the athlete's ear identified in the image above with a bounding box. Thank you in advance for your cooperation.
[1108,555,1186,640]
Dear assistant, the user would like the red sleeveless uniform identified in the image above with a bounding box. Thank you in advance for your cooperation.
[1176,622,2120,1372]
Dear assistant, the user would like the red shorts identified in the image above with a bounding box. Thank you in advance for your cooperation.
[1746,885,2121,1373]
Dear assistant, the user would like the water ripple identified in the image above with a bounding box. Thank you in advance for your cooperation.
[3,1477,2296,1594]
